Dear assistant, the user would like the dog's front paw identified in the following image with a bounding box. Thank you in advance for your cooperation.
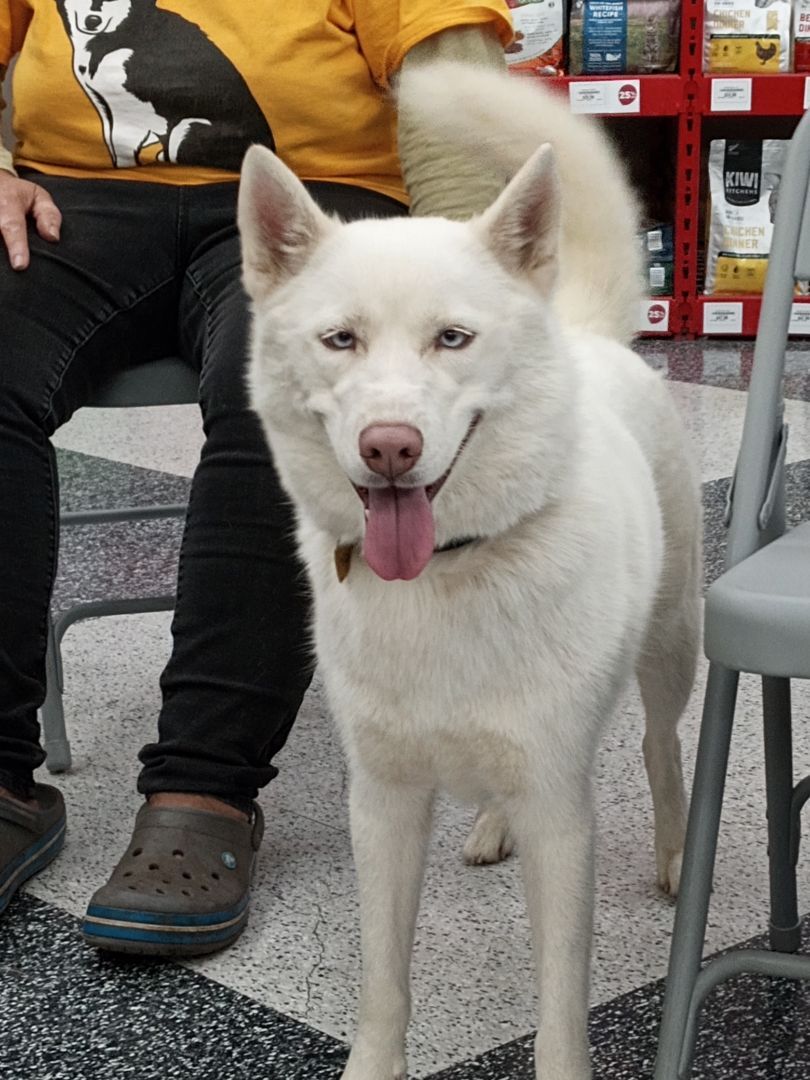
[463,806,514,865]
[534,1030,591,1079]
[340,1043,406,1080]
[341,1065,405,1079]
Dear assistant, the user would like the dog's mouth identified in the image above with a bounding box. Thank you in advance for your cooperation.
[353,414,480,582]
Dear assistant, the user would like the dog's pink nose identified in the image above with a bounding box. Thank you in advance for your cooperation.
[359,424,423,479]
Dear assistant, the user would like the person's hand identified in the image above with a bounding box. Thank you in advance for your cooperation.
[0,170,61,270]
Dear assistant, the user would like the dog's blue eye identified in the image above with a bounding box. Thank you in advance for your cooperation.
[437,328,474,350]
[321,330,356,351]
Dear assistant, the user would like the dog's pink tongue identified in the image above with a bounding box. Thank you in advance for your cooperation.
[363,486,435,581]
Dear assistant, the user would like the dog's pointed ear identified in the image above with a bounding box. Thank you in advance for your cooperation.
[474,144,561,293]
[238,145,336,298]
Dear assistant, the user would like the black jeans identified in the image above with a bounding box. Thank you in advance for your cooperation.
[0,172,406,806]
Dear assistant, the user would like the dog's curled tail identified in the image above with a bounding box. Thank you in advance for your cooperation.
[397,62,644,344]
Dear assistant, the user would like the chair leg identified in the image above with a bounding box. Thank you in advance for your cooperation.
[762,676,801,953]
[41,611,72,774]
[654,663,740,1080]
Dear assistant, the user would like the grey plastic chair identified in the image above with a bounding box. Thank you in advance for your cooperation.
[654,109,810,1078]
[42,358,199,772]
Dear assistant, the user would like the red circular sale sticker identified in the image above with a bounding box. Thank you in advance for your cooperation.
[618,84,638,107]
[647,304,667,324]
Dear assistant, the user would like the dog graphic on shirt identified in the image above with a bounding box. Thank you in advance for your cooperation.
[55,0,274,170]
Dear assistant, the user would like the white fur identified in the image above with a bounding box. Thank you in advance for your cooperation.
[396,61,646,344]
[239,63,700,1080]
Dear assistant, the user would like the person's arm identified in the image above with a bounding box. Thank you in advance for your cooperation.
[0,65,16,174]
[396,24,507,220]
[0,63,62,268]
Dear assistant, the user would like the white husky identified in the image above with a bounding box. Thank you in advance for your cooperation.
[238,62,701,1080]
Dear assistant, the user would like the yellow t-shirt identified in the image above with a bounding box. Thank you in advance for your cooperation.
[0,1,511,200]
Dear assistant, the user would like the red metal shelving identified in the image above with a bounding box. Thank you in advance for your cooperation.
[697,296,810,336]
[687,0,808,333]
[520,0,810,337]
[701,74,810,117]
[544,74,684,116]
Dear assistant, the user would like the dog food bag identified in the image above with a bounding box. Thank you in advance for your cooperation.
[642,223,675,261]
[705,139,788,295]
[647,261,675,294]
[504,0,565,76]
[568,0,680,75]
[640,223,675,295]
[794,0,810,70]
[704,0,792,73]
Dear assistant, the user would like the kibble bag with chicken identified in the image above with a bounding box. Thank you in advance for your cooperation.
[704,0,791,73]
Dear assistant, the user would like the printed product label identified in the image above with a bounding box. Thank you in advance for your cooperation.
[704,0,791,73]
[505,0,565,75]
[568,78,641,112]
[790,303,810,333]
[638,300,670,332]
[703,302,743,333]
[582,0,628,74]
[710,77,753,111]
[708,35,783,73]
[723,140,763,206]
[648,262,674,294]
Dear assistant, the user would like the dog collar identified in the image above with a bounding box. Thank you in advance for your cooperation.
[434,535,478,554]
[334,536,478,582]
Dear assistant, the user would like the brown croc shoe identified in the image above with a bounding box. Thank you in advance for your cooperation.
[0,784,67,916]
[82,801,264,957]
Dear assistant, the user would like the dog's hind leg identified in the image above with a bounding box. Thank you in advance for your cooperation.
[635,396,702,897]
[341,768,435,1080]
[463,803,515,865]
[637,582,700,897]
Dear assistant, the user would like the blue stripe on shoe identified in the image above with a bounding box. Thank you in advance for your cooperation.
[84,891,249,929]
[0,816,67,913]
[80,920,246,947]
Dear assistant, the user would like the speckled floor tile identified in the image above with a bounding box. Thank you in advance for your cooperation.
[638,339,810,402]
[53,402,204,478]
[665,383,810,484]
[0,894,348,1080]
[53,448,188,615]
[428,918,810,1079]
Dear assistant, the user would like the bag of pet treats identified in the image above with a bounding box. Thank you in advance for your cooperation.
[641,224,675,295]
[504,0,565,77]
[794,0,810,70]
[642,223,675,261]
[705,139,788,295]
[704,0,791,73]
[568,0,680,75]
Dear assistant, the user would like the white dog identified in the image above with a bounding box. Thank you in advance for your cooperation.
[238,62,701,1080]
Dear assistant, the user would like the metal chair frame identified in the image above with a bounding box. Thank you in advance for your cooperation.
[42,358,198,772]
[654,109,810,1078]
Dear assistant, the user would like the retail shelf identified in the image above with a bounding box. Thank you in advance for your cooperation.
[543,75,684,116]
[701,73,810,116]
[512,0,809,337]
[698,295,810,336]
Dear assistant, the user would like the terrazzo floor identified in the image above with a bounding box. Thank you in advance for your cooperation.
[2,339,810,1079]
